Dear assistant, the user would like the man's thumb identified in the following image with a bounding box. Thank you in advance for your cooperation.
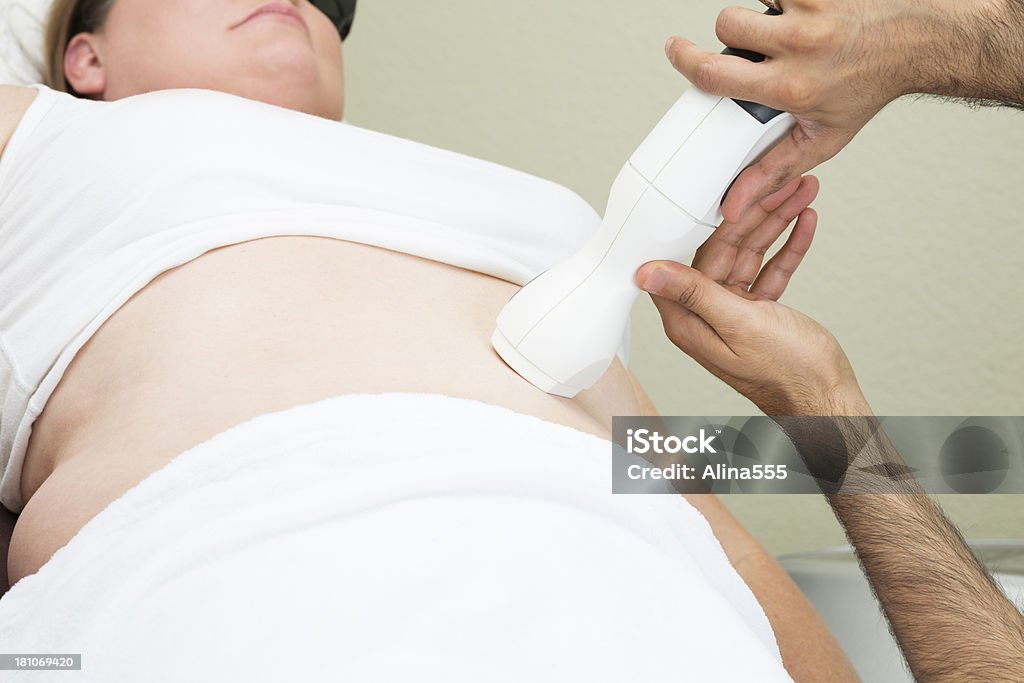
[637,262,743,326]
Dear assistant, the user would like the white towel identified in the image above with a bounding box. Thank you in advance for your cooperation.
[0,392,793,682]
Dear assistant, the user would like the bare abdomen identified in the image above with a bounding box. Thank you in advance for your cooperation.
[9,236,640,584]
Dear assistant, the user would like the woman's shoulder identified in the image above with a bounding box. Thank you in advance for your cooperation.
[0,85,41,159]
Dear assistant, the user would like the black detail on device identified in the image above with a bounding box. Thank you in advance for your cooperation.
[721,7,785,123]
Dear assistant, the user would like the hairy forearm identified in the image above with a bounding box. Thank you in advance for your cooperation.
[911,0,1024,109]
[830,491,1024,681]
[780,403,1024,681]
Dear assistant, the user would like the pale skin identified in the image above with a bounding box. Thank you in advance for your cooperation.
[1,1,858,679]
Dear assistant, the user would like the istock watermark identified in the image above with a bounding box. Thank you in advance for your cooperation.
[625,428,718,455]
[623,427,789,486]
[611,416,1024,495]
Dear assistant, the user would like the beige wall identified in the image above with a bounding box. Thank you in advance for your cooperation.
[343,0,1024,555]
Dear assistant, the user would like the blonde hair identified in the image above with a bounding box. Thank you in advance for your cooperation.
[44,0,116,94]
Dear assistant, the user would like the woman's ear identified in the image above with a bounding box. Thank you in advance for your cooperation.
[64,33,106,97]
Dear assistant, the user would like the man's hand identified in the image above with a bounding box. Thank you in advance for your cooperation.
[635,194,863,416]
[636,197,1024,683]
[687,174,818,298]
[665,0,1024,222]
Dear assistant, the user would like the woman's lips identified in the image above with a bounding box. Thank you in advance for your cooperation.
[232,3,308,32]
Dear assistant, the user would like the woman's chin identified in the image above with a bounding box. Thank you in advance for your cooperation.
[251,41,323,84]
[229,50,336,115]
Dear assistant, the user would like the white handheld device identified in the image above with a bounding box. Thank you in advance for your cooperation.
[491,35,797,398]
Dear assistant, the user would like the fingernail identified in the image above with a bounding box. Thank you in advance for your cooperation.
[664,37,677,59]
[641,269,668,294]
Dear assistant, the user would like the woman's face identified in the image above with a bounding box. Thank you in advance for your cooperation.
[65,0,345,119]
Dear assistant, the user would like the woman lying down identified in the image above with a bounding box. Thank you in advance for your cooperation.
[0,1,857,680]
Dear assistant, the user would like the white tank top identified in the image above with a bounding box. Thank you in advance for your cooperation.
[0,84,629,513]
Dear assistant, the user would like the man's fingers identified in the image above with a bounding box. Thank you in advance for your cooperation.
[721,132,813,223]
[722,126,849,223]
[665,38,775,103]
[726,175,819,289]
[636,261,747,331]
[758,175,806,214]
[750,208,817,301]
[691,177,803,282]
[715,7,780,56]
